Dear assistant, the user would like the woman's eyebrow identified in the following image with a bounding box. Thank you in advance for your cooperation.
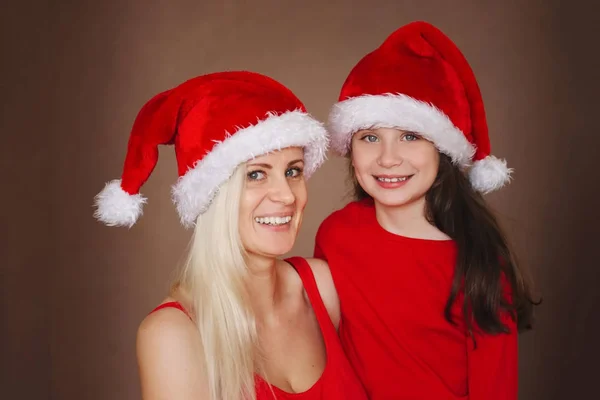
[247,163,272,169]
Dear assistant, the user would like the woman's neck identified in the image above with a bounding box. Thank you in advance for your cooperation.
[244,255,286,322]
[374,197,450,240]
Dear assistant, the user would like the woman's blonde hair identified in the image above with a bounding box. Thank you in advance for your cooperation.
[174,165,259,400]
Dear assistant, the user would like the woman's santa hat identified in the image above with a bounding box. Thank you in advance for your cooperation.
[328,21,511,193]
[94,71,328,228]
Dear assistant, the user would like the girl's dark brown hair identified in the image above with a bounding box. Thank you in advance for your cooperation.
[349,153,538,335]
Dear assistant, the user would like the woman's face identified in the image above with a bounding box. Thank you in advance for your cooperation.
[239,147,307,259]
[351,127,440,209]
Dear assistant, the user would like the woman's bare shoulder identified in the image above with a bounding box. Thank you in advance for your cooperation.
[136,297,208,399]
[304,258,341,329]
[138,297,195,338]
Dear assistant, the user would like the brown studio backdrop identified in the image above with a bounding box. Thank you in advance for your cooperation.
[2,0,598,399]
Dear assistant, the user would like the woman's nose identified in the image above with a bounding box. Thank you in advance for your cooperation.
[269,178,295,205]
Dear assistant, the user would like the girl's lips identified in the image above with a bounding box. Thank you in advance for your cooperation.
[374,174,413,188]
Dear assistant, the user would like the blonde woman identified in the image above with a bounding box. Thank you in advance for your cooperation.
[94,71,368,400]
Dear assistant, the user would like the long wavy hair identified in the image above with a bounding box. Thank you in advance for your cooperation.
[348,152,538,336]
[173,165,259,400]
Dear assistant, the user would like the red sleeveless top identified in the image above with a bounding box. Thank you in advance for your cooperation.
[150,256,367,399]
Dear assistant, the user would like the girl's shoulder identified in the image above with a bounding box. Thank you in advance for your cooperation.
[319,199,374,231]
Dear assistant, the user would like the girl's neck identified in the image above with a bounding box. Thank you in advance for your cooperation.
[374,197,450,240]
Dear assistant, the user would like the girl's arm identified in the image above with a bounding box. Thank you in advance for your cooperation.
[467,308,518,400]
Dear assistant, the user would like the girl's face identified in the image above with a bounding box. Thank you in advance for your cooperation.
[239,147,307,259]
[351,127,440,210]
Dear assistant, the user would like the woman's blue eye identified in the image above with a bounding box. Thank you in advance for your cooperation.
[362,134,378,143]
[247,170,266,181]
[403,133,419,141]
[286,167,303,178]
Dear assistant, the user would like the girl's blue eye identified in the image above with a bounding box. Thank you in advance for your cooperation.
[286,167,303,178]
[362,134,378,143]
[247,170,266,181]
[403,133,419,141]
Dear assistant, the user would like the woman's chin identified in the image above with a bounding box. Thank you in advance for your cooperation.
[247,242,296,260]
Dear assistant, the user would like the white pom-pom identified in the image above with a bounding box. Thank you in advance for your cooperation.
[93,179,146,227]
[468,155,513,194]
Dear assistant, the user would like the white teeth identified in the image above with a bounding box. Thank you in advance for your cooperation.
[254,215,292,226]
[377,177,408,183]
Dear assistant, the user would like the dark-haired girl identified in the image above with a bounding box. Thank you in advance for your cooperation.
[314,21,537,400]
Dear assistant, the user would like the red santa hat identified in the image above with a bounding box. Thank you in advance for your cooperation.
[328,21,511,193]
[94,71,328,228]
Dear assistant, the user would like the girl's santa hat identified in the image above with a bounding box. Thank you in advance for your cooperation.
[328,21,511,193]
[94,71,328,228]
